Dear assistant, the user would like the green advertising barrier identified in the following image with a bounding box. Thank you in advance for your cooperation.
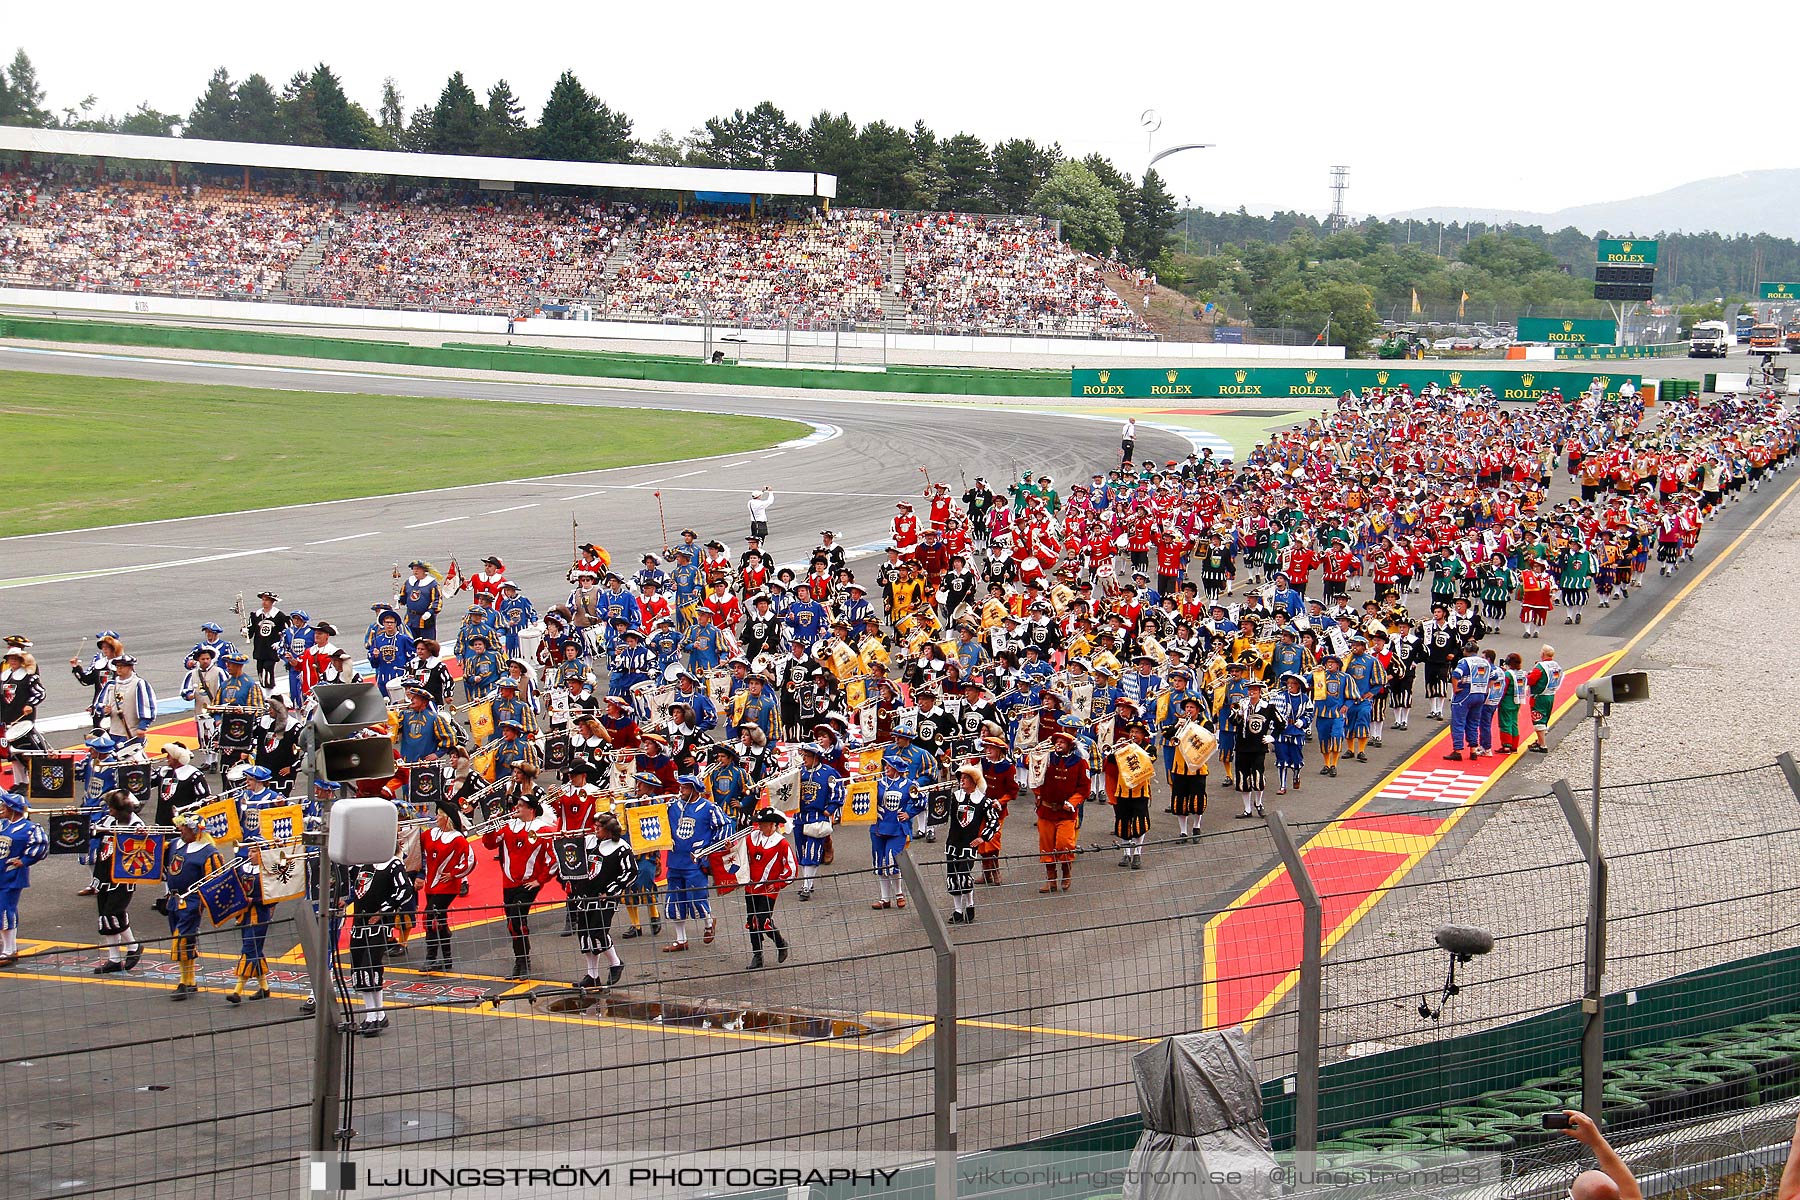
[1555,341,1686,361]
[1518,316,1617,345]
[1759,282,1800,301]
[1070,365,1640,402]
[0,317,1070,398]
[1597,238,1658,265]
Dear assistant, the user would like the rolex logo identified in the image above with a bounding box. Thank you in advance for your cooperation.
[1305,370,1317,384]
[1449,372,1462,386]
[1621,242,1632,253]
[1521,374,1534,387]
[1563,320,1574,333]
[1098,370,1111,384]
[1376,371,1389,385]
[1597,376,1611,389]
[1234,370,1247,383]
[1166,369,1179,383]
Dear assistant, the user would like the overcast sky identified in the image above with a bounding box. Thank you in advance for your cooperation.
[9,1,1793,217]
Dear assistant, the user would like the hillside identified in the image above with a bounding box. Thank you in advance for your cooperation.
[1388,168,1800,240]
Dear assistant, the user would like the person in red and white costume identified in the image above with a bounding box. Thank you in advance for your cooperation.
[420,805,476,972]
[465,556,508,608]
[482,774,558,979]
[892,502,920,552]
[743,806,795,970]
[927,482,954,531]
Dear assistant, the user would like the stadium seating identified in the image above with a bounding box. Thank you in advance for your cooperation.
[0,177,328,299]
[0,175,1150,338]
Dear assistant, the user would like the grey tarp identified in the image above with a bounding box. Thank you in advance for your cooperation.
[1124,1029,1279,1200]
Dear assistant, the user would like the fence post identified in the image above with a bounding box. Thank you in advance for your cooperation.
[1266,811,1322,1152]
[1553,778,1607,1122]
[299,826,346,1172]
[1776,752,1800,801]
[896,846,956,1196]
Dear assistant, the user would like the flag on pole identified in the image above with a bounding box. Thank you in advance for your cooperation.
[1459,290,1469,319]
[1411,289,1421,315]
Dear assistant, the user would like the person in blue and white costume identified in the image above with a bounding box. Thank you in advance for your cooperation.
[0,789,50,967]
[869,758,915,910]
[793,742,843,901]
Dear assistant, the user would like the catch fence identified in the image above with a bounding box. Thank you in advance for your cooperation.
[6,756,1800,1197]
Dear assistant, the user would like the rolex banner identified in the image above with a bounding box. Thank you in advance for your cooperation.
[1070,366,1639,402]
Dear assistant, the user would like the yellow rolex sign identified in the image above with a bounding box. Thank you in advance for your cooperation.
[1517,317,1617,345]
[1758,283,1800,301]
[1596,239,1658,265]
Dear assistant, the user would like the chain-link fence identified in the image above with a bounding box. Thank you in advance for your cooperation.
[9,756,1800,1197]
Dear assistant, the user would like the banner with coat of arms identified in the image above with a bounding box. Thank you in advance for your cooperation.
[840,776,877,824]
[257,804,306,846]
[256,845,307,902]
[110,832,166,884]
[26,755,76,800]
[196,797,244,847]
[622,801,673,854]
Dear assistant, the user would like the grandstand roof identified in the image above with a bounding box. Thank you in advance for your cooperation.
[0,127,837,200]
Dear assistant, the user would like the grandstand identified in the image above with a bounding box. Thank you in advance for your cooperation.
[0,128,1151,338]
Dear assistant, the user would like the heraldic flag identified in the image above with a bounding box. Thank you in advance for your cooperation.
[197,864,252,925]
[110,832,166,884]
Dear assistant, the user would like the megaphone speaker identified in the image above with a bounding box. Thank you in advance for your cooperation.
[317,737,398,783]
[310,683,388,739]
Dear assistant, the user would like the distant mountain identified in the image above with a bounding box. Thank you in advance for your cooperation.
[1387,169,1800,240]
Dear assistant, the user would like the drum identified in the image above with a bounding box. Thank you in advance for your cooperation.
[1049,583,1076,614]
[518,621,545,668]
[3,718,41,756]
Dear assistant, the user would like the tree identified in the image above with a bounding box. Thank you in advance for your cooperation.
[1030,160,1123,256]
[634,129,689,166]
[477,80,528,158]
[429,71,482,155]
[939,133,993,211]
[116,103,181,137]
[905,120,948,210]
[2,49,49,127]
[691,101,801,170]
[799,111,860,195]
[185,68,237,141]
[233,74,282,143]
[535,70,632,162]
[378,78,405,141]
[1125,169,1180,268]
[278,70,325,145]
[399,105,434,153]
[852,120,914,208]
[303,64,372,149]
[991,138,1061,214]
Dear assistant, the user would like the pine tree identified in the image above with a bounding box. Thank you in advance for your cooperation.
[477,80,528,157]
[185,68,238,142]
[429,71,482,155]
[233,74,282,143]
[2,49,50,127]
[939,133,993,211]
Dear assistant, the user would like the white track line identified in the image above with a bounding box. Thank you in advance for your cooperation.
[0,546,290,591]
[305,531,383,546]
[404,515,474,529]
[485,504,539,515]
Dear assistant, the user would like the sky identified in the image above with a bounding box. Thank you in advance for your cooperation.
[8,0,1795,218]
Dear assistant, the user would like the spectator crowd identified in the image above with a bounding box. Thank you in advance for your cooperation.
[0,174,1149,337]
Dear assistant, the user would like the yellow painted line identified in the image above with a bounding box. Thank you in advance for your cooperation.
[1301,826,1438,857]
[868,1010,1161,1046]
[1202,651,1618,1032]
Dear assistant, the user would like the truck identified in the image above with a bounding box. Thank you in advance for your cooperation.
[1786,324,1800,354]
[1688,320,1731,357]
[1749,323,1785,352]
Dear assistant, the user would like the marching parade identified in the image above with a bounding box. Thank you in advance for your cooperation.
[0,376,1792,1020]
